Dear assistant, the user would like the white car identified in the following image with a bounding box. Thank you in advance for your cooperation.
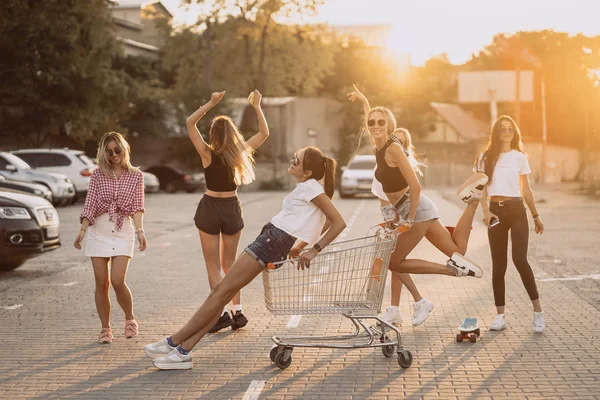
[339,155,377,198]
[143,172,160,193]
[12,148,96,201]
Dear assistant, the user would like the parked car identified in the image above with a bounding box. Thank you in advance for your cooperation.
[0,175,53,202]
[143,172,160,193]
[12,148,96,202]
[0,152,75,206]
[0,190,61,271]
[144,165,205,193]
[339,155,377,198]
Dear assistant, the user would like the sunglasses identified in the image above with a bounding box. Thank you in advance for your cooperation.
[107,147,122,157]
[291,153,300,166]
[368,119,386,127]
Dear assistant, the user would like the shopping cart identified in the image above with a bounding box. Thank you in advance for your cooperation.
[263,225,413,370]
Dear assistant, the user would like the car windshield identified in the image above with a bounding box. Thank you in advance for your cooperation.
[4,153,32,170]
[348,160,376,170]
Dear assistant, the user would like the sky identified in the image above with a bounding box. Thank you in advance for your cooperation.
[162,0,600,65]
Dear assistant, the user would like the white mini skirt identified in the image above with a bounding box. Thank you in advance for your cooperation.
[85,213,135,258]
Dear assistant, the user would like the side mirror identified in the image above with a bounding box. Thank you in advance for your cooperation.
[5,164,17,172]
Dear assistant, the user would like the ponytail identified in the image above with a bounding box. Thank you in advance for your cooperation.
[302,146,337,198]
[323,157,337,199]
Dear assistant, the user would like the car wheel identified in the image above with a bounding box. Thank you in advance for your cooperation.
[0,260,25,272]
[186,188,197,193]
[71,194,80,204]
[165,182,177,193]
[339,191,352,199]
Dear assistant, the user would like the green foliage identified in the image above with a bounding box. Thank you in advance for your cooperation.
[0,0,125,145]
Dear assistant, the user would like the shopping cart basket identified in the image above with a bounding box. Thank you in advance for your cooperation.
[263,225,413,369]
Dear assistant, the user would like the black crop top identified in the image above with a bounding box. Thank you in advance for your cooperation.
[205,151,237,192]
[374,139,409,193]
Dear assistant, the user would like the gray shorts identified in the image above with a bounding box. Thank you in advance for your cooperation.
[395,193,439,222]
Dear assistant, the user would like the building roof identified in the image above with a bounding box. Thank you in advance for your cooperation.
[111,1,173,18]
[430,102,489,141]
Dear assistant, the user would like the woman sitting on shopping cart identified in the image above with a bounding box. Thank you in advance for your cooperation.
[347,85,486,279]
[144,146,346,370]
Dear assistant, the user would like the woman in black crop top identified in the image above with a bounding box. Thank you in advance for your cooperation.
[349,85,489,291]
[186,90,270,333]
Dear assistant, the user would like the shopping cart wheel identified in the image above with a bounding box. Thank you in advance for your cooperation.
[269,347,279,363]
[398,350,413,369]
[381,345,395,358]
[275,351,293,369]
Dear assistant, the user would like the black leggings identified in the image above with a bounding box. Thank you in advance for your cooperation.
[488,199,539,307]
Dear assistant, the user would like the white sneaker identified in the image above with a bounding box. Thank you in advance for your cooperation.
[456,173,488,203]
[152,348,193,370]
[412,298,434,326]
[144,338,176,359]
[447,253,483,278]
[379,306,403,326]
[490,314,507,331]
[533,312,545,334]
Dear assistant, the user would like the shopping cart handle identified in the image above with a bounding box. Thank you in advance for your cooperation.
[378,222,411,233]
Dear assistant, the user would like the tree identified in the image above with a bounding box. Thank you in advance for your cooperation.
[0,0,126,146]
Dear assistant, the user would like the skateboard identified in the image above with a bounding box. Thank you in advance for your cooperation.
[456,317,480,343]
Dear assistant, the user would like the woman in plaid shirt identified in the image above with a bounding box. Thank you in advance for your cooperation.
[74,132,147,344]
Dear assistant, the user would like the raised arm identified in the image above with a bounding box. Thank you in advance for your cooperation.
[244,90,270,150]
[186,91,225,164]
[348,84,371,120]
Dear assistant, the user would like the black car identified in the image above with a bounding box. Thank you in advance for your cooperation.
[0,190,61,271]
[0,174,53,202]
[144,165,206,193]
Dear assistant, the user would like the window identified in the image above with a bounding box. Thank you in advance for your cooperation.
[348,161,376,170]
[76,154,94,166]
[18,152,71,167]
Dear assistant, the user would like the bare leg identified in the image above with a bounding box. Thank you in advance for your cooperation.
[92,257,111,329]
[110,256,134,320]
[220,231,243,307]
[199,230,222,290]
[393,273,422,303]
[170,253,263,350]
[532,299,542,313]
[425,203,479,258]
[393,259,455,276]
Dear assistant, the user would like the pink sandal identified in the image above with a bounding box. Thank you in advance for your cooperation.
[125,319,139,338]
[98,328,113,344]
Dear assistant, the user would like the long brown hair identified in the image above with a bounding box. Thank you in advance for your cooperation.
[209,115,256,185]
[97,132,134,176]
[476,115,526,183]
[302,147,337,199]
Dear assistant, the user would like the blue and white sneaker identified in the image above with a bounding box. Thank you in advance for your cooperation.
[152,348,193,370]
[144,338,176,359]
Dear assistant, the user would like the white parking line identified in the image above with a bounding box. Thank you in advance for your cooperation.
[242,380,266,400]
[286,315,302,328]
[1,304,23,310]
[540,273,600,282]
[63,282,78,286]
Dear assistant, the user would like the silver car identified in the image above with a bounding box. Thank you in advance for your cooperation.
[0,152,75,206]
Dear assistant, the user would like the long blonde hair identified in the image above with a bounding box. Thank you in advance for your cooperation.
[393,128,425,176]
[97,132,134,176]
[209,116,256,185]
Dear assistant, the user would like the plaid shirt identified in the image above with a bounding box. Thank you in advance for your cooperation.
[80,168,145,231]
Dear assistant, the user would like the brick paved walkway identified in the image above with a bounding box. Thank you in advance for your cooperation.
[1,190,599,399]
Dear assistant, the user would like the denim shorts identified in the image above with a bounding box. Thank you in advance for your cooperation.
[244,223,296,268]
[396,193,439,222]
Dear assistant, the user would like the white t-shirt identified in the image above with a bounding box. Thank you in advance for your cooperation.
[475,150,531,197]
[270,179,326,245]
